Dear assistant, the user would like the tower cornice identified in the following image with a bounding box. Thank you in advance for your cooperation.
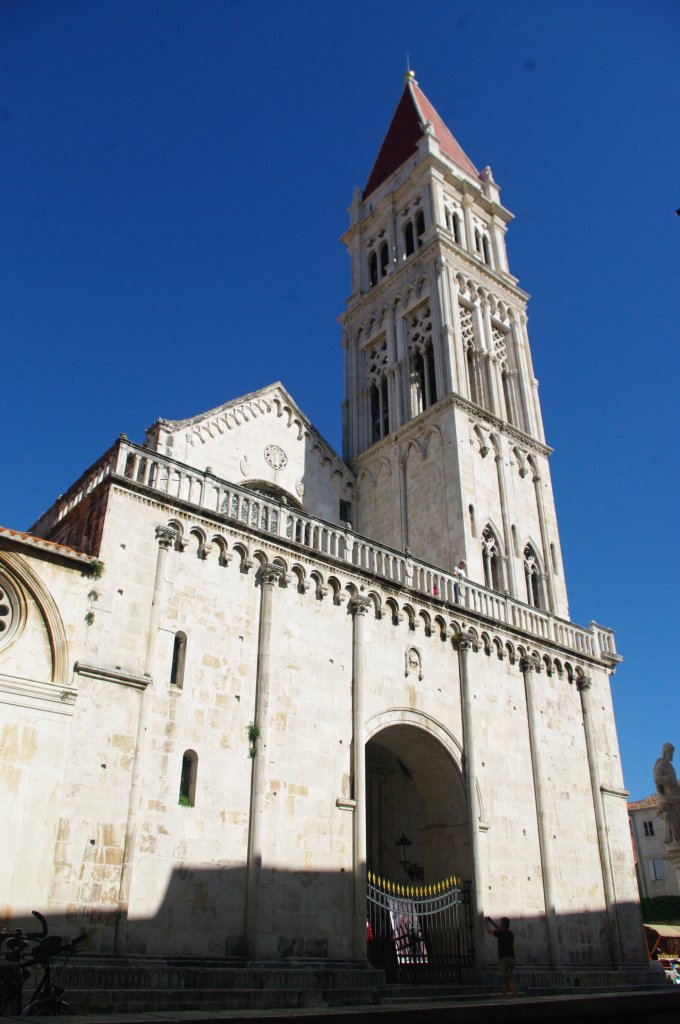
[350,391,552,467]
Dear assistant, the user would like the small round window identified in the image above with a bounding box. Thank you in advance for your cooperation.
[0,574,21,648]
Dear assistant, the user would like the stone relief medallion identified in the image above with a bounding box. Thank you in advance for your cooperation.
[295,480,305,498]
[240,455,251,477]
[405,646,423,681]
[264,444,288,470]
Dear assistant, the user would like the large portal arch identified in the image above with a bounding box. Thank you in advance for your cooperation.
[365,712,473,886]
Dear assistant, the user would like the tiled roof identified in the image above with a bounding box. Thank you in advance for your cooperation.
[628,793,660,811]
[0,525,91,563]
[363,75,479,199]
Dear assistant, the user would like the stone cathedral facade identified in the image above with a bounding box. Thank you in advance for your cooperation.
[1,74,644,970]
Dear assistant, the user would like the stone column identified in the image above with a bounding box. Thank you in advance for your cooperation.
[462,194,475,253]
[455,633,484,963]
[494,446,517,597]
[531,468,557,613]
[521,656,559,966]
[244,561,286,959]
[577,676,623,965]
[431,257,450,395]
[350,593,372,961]
[114,524,175,953]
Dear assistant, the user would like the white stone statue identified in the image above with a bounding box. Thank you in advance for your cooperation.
[653,743,680,844]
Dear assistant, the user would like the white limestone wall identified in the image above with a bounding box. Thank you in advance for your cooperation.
[0,483,643,964]
[0,548,91,925]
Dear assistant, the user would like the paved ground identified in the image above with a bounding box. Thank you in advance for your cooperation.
[1,988,679,1024]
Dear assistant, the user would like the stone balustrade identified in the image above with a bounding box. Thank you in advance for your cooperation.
[32,438,617,662]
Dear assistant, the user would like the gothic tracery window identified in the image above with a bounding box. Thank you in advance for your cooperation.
[481,526,503,591]
[366,338,390,443]
[459,304,480,405]
[407,304,437,417]
[523,544,544,609]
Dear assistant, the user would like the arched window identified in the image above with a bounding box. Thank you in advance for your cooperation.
[380,241,389,277]
[452,211,462,244]
[523,545,543,609]
[416,210,425,245]
[179,749,198,807]
[481,527,503,591]
[426,342,437,405]
[466,344,479,405]
[170,631,187,688]
[482,234,491,265]
[369,251,378,287]
[370,380,389,443]
[469,504,477,538]
[404,221,415,256]
[502,369,517,427]
[410,350,425,416]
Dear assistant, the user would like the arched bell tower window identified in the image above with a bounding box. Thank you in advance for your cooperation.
[416,210,425,245]
[369,251,378,287]
[367,337,390,443]
[370,377,389,443]
[524,545,544,609]
[380,241,389,277]
[481,526,503,591]
[406,305,436,418]
[404,221,415,256]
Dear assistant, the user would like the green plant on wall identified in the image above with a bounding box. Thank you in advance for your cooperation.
[247,721,260,759]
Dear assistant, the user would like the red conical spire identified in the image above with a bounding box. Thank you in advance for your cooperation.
[363,72,479,199]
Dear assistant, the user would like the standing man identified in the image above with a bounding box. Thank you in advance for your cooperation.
[484,916,519,998]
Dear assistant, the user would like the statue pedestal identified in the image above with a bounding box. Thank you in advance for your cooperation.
[663,840,680,890]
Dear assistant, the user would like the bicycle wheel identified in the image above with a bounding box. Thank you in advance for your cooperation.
[21,996,75,1015]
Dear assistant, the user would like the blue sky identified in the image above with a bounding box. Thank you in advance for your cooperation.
[1,1,678,801]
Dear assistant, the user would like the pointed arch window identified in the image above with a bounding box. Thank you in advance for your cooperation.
[523,545,544,609]
[370,377,390,442]
[404,221,415,256]
[380,241,389,277]
[416,210,425,246]
[369,251,378,287]
[406,305,437,418]
[481,526,503,591]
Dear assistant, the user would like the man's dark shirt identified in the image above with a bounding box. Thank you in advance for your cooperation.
[493,928,514,958]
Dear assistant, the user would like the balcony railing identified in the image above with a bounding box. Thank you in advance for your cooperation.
[32,438,617,662]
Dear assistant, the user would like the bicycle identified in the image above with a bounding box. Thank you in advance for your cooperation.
[0,910,86,1016]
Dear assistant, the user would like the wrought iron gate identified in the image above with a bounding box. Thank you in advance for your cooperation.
[366,871,474,983]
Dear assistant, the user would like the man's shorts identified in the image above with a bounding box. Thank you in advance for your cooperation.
[499,956,515,979]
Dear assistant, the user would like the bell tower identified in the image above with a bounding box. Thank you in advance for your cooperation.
[341,72,569,618]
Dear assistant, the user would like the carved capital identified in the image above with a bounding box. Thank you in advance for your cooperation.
[350,594,372,617]
[261,562,286,587]
[520,654,540,674]
[155,525,178,550]
[577,676,592,692]
[453,632,476,652]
